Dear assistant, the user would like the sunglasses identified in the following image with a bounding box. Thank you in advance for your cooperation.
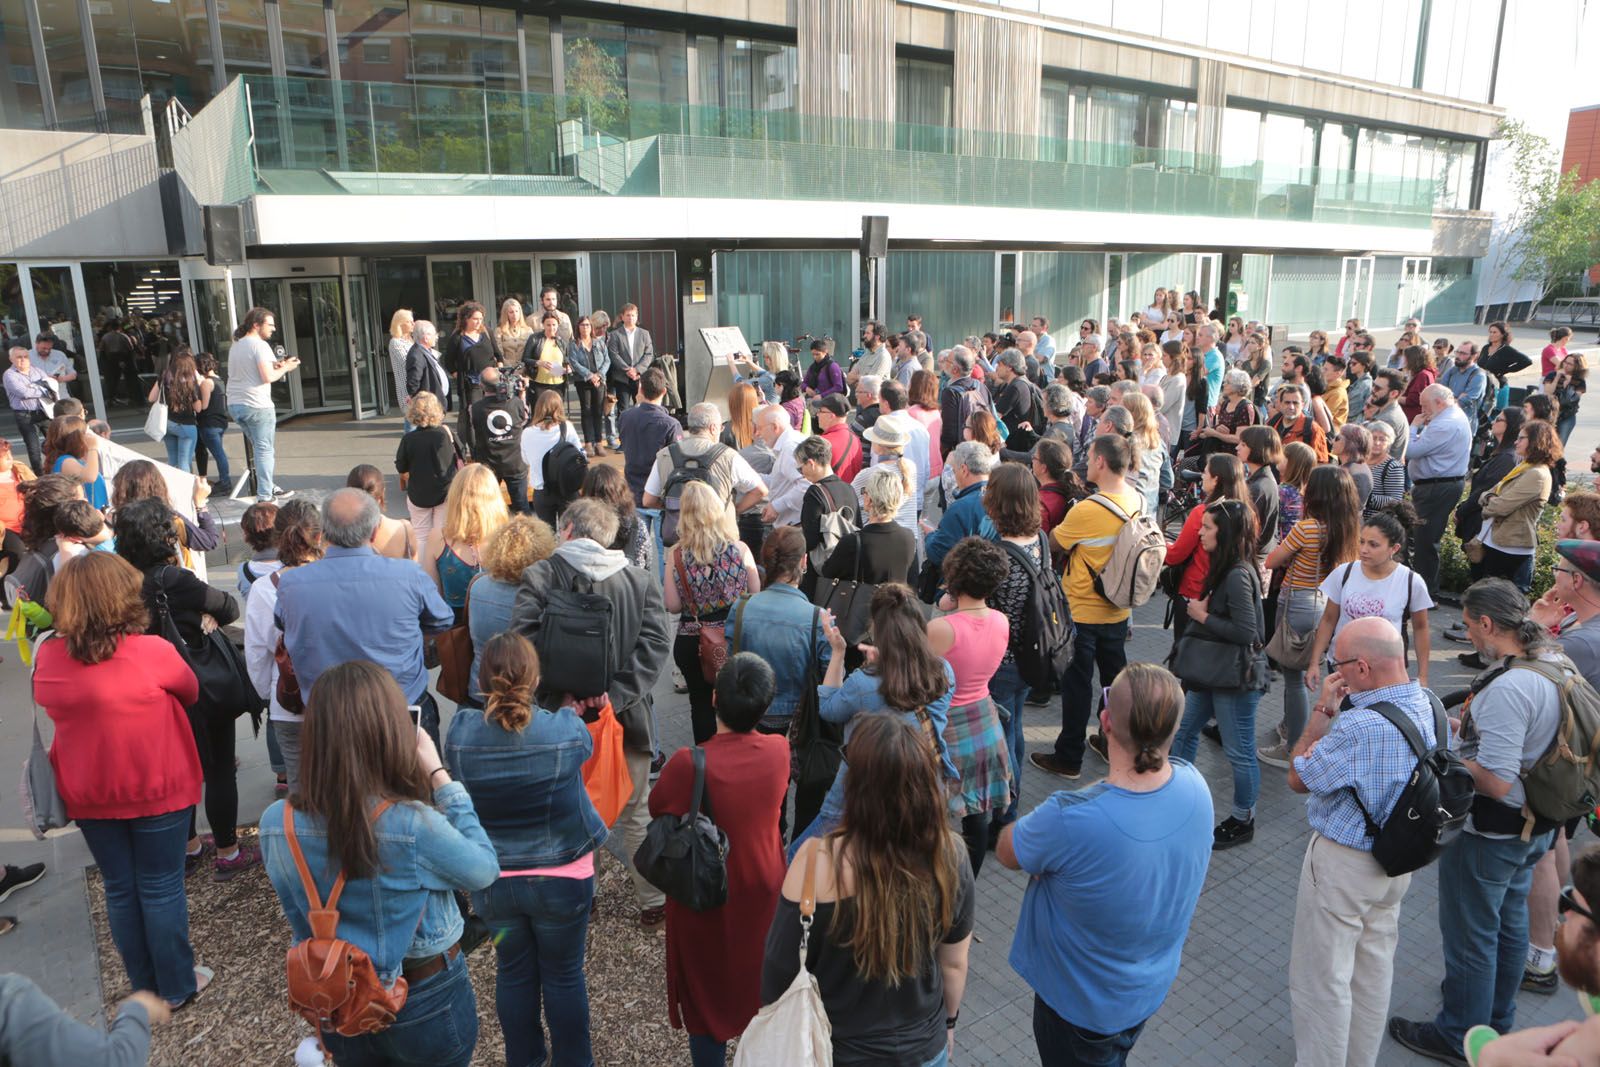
[1562,885,1596,924]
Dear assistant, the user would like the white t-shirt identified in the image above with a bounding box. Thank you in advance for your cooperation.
[520,421,578,490]
[36,351,74,396]
[227,335,275,408]
[1481,516,1535,556]
[1319,561,1434,642]
[1144,304,1165,322]
[641,440,764,498]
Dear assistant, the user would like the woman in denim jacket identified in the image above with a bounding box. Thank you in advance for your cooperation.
[446,632,608,1067]
[260,662,500,1067]
[465,515,557,708]
[790,583,959,858]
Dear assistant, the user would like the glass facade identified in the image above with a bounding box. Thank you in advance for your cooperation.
[1040,77,1196,166]
[1017,253,1103,332]
[590,251,678,355]
[716,250,852,356]
[885,251,995,353]
[896,55,953,132]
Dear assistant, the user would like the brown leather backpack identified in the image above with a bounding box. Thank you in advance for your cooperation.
[282,800,409,1038]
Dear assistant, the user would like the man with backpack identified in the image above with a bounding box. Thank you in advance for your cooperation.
[938,346,990,458]
[1287,617,1458,1067]
[642,402,766,546]
[618,368,682,505]
[1390,578,1583,1063]
[1033,434,1147,781]
[511,498,673,926]
[468,367,530,515]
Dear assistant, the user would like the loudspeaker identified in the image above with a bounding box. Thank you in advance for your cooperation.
[861,215,888,260]
[203,205,245,266]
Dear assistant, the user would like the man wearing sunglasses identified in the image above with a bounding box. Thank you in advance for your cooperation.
[1285,617,1446,1067]
[1390,578,1566,1063]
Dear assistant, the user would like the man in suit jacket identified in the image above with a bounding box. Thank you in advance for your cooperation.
[606,303,654,417]
[404,320,450,411]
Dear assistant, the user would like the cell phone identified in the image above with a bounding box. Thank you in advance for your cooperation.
[407,704,422,729]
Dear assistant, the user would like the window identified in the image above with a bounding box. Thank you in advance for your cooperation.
[279,0,330,77]
[724,37,795,113]
[214,0,270,82]
[560,18,688,135]
[0,0,45,128]
[36,0,95,128]
[525,15,552,95]
[896,56,952,131]
[334,0,407,84]
[1039,77,1195,166]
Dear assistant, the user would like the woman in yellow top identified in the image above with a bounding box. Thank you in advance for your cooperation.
[1470,418,1559,593]
[493,298,533,368]
[1321,353,1349,429]
[1258,465,1359,766]
[520,309,568,411]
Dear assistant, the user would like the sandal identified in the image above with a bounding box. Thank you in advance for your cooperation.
[169,965,215,1011]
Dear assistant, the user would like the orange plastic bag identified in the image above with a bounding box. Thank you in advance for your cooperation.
[582,699,633,827]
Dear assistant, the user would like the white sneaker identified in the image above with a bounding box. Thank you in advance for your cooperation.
[1257,741,1292,768]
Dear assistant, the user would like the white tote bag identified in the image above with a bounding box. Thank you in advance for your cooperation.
[732,844,833,1067]
[143,381,169,443]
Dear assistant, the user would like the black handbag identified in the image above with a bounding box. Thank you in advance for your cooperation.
[915,558,942,605]
[1170,566,1263,692]
[152,567,263,728]
[790,610,842,798]
[632,746,729,911]
[811,535,874,646]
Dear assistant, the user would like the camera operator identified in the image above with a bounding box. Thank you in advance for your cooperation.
[470,365,531,514]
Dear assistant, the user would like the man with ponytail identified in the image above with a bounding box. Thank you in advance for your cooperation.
[999,663,1212,1065]
[1390,578,1566,1063]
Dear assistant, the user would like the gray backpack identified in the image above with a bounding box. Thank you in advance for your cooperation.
[1073,494,1165,609]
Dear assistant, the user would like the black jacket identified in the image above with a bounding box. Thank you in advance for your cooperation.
[405,343,448,407]
[1193,562,1267,691]
[1480,343,1531,380]
[470,391,529,477]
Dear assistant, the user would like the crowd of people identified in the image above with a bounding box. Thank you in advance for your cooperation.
[7,291,1600,1067]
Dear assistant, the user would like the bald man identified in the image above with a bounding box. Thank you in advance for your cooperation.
[1287,617,1449,1067]
[1407,382,1472,597]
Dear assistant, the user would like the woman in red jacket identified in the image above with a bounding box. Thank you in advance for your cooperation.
[35,551,207,1008]
[1164,453,1250,660]
[649,652,789,1067]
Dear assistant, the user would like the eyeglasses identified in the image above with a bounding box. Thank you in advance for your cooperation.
[1328,657,1365,672]
[1562,885,1596,924]
[1556,565,1582,580]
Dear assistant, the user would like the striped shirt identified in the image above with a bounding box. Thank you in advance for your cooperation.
[1280,517,1325,590]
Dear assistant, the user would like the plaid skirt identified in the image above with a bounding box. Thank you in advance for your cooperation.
[943,696,1012,818]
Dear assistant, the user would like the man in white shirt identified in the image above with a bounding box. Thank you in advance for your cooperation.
[872,379,929,513]
[32,335,76,398]
[850,322,893,387]
[226,307,300,502]
[756,403,809,526]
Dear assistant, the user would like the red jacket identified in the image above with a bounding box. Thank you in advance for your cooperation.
[1165,503,1211,600]
[35,634,201,821]
[820,420,864,483]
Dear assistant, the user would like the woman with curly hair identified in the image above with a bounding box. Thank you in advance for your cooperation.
[423,462,510,623]
[111,458,220,558]
[465,514,557,709]
[35,551,209,1006]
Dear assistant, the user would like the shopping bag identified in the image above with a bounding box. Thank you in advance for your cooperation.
[582,698,633,827]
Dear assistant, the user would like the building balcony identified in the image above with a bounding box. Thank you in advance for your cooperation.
[172,74,1439,235]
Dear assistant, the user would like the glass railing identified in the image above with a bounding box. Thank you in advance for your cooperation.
[227,74,1435,226]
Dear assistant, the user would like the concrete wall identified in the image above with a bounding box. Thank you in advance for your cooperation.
[0,130,170,259]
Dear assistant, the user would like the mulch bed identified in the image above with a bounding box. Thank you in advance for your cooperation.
[88,833,684,1065]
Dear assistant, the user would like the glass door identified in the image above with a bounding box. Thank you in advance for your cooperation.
[346,275,380,416]
[287,279,351,410]
[249,280,296,413]
[1337,256,1375,327]
[1399,257,1432,326]
[492,258,536,321]
[428,259,478,334]
[535,254,589,327]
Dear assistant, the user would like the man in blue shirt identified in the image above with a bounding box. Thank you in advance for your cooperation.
[1287,617,1444,1067]
[1197,323,1225,409]
[999,663,1212,1066]
[1439,341,1489,436]
[1407,384,1474,598]
[1031,315,1056,361]
[924,440,996,566]
[276,488,454,738]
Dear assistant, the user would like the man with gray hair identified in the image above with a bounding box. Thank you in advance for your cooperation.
[275,487,454,738]
[925,440,996,567]
[992,349,1044,446]
[403,318,449,417]
[1407,382,1472,597]
[939,344,991,458]
[513,495,673,925]
[1078,384,1113,456]
[642,401,767,541]
[5,344,54,470]
[850,374,882,436]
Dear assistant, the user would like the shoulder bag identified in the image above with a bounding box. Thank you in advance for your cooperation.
[810,533,874,646]
[153,567,262,724]
[789,609,842,802]
[20,633,70,839]
[433,574,478,705]
[143,380,169,443]
[1264,570,1318,672]
[674,548,729,685]
[632,746,729,911]
[732,841,833,1067]
[1172,566,1263,691]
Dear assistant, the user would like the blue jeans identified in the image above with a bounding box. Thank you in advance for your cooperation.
[688,1033,727,1067]
[198,423,231,482]
[266,719,285,775]
[504,471,531,515]
[473,874,595,1067]
[1434,829,1555,1044]
[321,949,477,1067]
[1033,995,1145,1067]
[1277,588,1325,746]
[163,422,198,472]
[1171,687,1262,821]
[989,660,1030,821]
[1055,620,1128,767]
[229,403,277,499]
[78,808,196,1004]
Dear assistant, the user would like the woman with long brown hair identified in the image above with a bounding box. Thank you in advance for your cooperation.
[1260,465,1360,763]
[1165,453,1249,649]
[445,300,495,439]
[111,457,220,557]
[261,661,499,1066]
[519,389,578,526]
[193,351,232,487]
[763,711,971,1067]
[148,348,204,472]
[447,632,603,1067]
[36,551,208,1006]
[45,415,106,510]
[721,381,759,451]
[1469,417,1559,593]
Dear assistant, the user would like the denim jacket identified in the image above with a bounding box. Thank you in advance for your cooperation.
[816,661,961,828]
[466,576,517,707]
[260,783,500,986]
[725,583,832,723]
[444,704,608,868]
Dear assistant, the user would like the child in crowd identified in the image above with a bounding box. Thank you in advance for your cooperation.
[52,498,110,571]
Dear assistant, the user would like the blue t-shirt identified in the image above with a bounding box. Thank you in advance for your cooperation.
[1202,347,1224,409]
[1009,760,1213,1033]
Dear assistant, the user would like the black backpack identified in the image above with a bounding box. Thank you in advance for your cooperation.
[541,424,589,509]
[999,532,1075,690]
[659,441,730,546]
[1347,698,1473,877]
[532,555,618,700]
[632,746,728,911]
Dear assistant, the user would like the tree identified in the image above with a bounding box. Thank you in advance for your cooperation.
[1488,118,1600,312]
[563,39,627,136]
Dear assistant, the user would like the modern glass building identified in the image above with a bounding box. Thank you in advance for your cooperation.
[0,0,1568,427]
